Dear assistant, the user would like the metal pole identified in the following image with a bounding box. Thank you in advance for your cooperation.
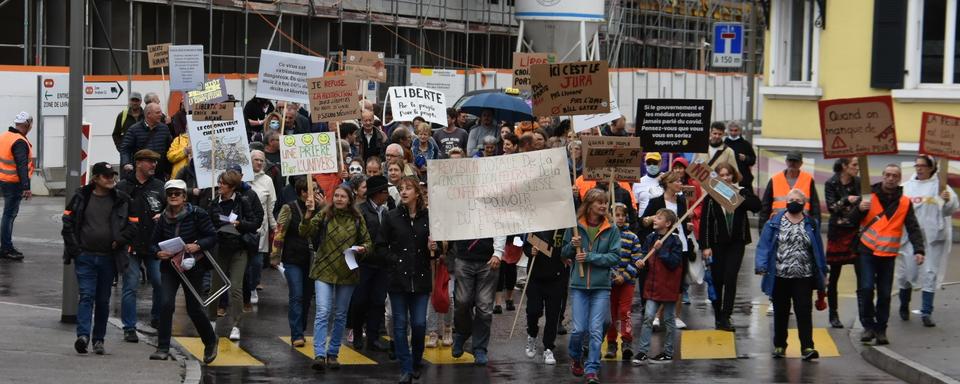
[36,0,42,65]
[580,21,587,61]
[745,0,757,141]
[127,0,133,102]
[62,0,84,324]
[23,0,28,65]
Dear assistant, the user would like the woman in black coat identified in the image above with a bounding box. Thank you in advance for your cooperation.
[380,176,437,383]
[699,162,762,331]
[823,157,861,328]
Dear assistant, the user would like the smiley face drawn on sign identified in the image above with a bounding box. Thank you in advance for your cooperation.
[301,134,314,146]
[283,136,296,147]
[317,133,330,145]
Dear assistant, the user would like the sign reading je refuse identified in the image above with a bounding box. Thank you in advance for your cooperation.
[529,60,610,117]
[920,112,960,161]
[817,95,897,158]
[307,75,362,123]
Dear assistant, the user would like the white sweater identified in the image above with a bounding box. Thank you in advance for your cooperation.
[250,171,278,252]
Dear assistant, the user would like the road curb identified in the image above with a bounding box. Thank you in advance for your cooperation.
[107,317,201,384]
[847,325,960,384]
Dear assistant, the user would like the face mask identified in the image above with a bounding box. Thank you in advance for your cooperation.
[710,140,723,148]
[786,201,804,214]
[646,165,661,176]
[728,134,741,141]
[269,120,280,130]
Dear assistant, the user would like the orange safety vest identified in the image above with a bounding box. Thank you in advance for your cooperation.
[771,171,813,215]
[860,193,910,257]
[0,131,32,184]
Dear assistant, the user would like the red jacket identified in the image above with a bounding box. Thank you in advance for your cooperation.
[642,231,684,302]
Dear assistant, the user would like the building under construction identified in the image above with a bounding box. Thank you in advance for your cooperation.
[0,0,762,76]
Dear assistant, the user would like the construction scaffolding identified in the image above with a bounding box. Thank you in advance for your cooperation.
[0,0,763,75]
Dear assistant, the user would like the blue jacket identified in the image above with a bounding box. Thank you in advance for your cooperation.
[754,211,828,297]
[562,216,622,290]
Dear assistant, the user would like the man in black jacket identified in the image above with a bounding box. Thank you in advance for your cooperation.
[359,110,386,162]
[349,175,394,351]
[119,103,173,178]
[452,235,506,366]
[62,162,136,356]
[724,121,757,189]
[116,150,166,342]
[112,92,144,150]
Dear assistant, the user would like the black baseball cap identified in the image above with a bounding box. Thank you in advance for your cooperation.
[92,162,118,177]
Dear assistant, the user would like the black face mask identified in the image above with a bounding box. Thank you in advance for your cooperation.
[786,201,804,214]
[710,140,723,148]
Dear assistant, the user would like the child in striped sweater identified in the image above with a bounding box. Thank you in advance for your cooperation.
[604,203,642,360]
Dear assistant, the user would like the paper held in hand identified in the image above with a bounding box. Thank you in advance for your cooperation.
[343,246,362,270]
[158,237,186,254]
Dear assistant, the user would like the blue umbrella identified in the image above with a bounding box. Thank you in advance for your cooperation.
[458,91,534,124]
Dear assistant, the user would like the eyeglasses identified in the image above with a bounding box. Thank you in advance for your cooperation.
[166,190,184,198]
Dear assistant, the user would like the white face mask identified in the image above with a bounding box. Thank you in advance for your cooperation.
[728,134,741,141]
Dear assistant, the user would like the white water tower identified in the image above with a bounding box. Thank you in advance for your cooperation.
[514,0,605,61]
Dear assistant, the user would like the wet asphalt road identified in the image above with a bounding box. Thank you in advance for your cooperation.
[2,198,941,383]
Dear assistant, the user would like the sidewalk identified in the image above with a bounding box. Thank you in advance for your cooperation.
[851,284,960,384]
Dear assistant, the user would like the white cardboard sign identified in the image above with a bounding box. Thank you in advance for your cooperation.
[256,50,326,104]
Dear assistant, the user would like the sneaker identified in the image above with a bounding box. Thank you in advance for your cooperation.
[899,306,910,321]
[229,327,240,341]
[74,335,89,354]
[327,356,341,370]
[292,338,306,348]
[525,336,537,358]
[203,340,218,364]
[860,329,876,343]
[652,318,661,332]
[506,300,516,311]
[682,291,691,305]
[801,348,819,361]
[621,345,634,361]
[875,331,889,345]
[1,249,23,261]
[543,349,556,365]
[442,329,454,346]
[772,347,786,358]
[829,313,844,329]
[92,340,105,355]
[312,356,326,371]
[473,349,488,366]
[398,373,413,384]
[426,332,439,348]
[493,305,503,314]
[124,329,139,343]
[451,335,465,358]
[585,372,600,384]
[631,352,649,365]
[149,348,170,360]
[603,342,617,359]
[250,290,259,304]
[766,304,774,316]
[7,247,23,256]
[675,318,687,329]
[570,360,585,376]
[650,353,673,364]
[922,315,936,327]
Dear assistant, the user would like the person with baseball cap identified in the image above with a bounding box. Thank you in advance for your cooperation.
[112,92,144,150]
[0,111,34,260]
[62,162,136,355]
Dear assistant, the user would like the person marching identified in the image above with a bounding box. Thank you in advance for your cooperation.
[823,157,862,328]
[631,209,684,364]
[522,229,567,365]
[896,156,957,327]
[759,151,821,229]
[604,203,642,360]
[270,178,319,348]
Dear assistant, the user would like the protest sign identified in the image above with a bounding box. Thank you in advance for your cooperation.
[186,107,254,189]
[512,52,555,91]
[192,103,234,121]
[817,95,897,158]
[410,68,465,103]
[387,86,447,126]
[280,132,340,176]
[186,77,228,106]
[307,75,362,123]
[147,43,170,69]
[427,147,577,241]
[581,136,643,181]
[572,89,623,132]
[530,60,610,117]
[256,50,326,104]
[686,158,744,211]
[344,50,387,82]
[920,112,960,161]
[636,99,712,153]
[169,45,205,91]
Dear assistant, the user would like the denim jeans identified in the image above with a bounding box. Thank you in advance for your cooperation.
[348,265,389,341]
[157,263,216,351]
[637,299,676,356]
[243,252,266,303]
[121,252,161,330]
[568,288,611,375]
[284,263,314,341]
[856,249,895,332]
[453,259,498,354]
[390,292,429,374]
[0,181,22,251]
[75,253,116,341]
[314,281,355,358]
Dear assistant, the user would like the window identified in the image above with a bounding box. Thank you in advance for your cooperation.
[896,0,960,101]
[762,0,823,99]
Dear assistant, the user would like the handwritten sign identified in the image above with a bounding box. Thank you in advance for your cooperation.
[307,75,361,123]
[582,136,643,181]
[528,233,554,257]
[686,158,744,211]
[147,43,170,69]
[192,103,234,121]
[818,95,897,158]
[387,86,447,127]
[530,60,610,117]
[168,45,205,91]
[512,52,555,91]
[256,49,326,104]
[427,147,577,241]
[186,77,228,106]
[280,132,340,176]
[636,99,712,153]
[920,112,960,161]
[344,50,386,82]
[186,107,254,189]
[572,89,623,133]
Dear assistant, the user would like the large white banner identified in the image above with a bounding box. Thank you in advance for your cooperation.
[256,50,326,104]
[388,86,447,126]
[572,89,623,132]
[169,45,205,91]
[427,147,577,241]
[187,107,254,189]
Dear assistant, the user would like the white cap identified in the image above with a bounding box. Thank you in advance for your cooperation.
[13,111,31,124]
[164,179,187,191]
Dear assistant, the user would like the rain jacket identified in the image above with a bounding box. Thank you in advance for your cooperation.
[562,216,621,290]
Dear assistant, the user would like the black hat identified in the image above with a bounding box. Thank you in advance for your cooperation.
[366,175,389,195]
[786,151,803,162]
[91,162,117,177]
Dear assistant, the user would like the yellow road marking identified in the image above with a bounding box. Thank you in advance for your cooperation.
[679,330,737,360]
[384,336,475,364]
[279,337,377,365]
[175,337,263,367]
[785,328,840,358]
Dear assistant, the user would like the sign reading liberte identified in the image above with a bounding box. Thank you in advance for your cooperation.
[147,43,171,69]
[512,52,555,91]
[427,147,577,241]
[192,103,234,122]
[256,49,326,104]
[388,86,447,126]
[817,95,897,158]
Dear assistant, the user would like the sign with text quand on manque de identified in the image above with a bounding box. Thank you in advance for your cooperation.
[581,136,643,182]
[817,95,897,159]
[529,60,610,117]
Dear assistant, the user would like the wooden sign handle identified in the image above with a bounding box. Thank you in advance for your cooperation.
[858,156,872,202]
[939,158,949,193]
[640,192,708,264]
[279,101,287,136]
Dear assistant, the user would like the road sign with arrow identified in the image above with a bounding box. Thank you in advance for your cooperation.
[83,81,124,100]
[40,74,69,116]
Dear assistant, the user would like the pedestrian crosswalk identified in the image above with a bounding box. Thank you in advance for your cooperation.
[280,336,378,364]
[175,337,264,367]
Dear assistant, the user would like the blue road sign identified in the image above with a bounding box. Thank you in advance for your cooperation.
[712,23,743,68]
